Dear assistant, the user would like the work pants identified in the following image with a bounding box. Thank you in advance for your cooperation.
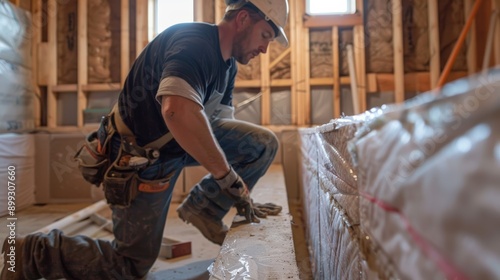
[21,118,278,279]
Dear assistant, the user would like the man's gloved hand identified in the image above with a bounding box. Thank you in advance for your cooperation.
[215,167,260,223]
[233,198,283,221]
[253,201,282,216]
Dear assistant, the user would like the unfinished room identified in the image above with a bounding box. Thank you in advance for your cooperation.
[0,0,499,279]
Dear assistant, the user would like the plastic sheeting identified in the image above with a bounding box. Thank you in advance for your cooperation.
[350,69,500,279]
[0,133,35,217]
[208,165,300,279]
[234,90,293,125]
[0,59,36,132]
[234,91,262,124]
[0,1,31,68]
[0,1,35,133]
[208,224,299,280]
[299,116,373,279]
[298,69,500,279]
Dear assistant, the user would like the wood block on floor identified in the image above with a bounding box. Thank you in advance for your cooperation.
[159,237,192,259]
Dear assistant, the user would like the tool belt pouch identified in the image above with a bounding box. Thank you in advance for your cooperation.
[74,132,109,186]
[103,163,138,208]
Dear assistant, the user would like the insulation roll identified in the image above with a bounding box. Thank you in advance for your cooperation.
[352,70,500,279]
[0,59,35,133]
[299,117,368,279]
[0,1,31,68]
[0,133,35,217]
[0,1,35,133]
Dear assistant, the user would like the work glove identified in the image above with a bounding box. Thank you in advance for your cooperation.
[253,201,282,217]
[238,200,282,220]
[215,167,260,223]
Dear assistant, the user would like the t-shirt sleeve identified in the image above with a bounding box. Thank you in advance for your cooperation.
[160,33,217,103]
[155,76,203,108]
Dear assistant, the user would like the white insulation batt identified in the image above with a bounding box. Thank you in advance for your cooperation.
[0,1,35,133]
[0,133,35,217]
[0,2,35,216]
[299,69,500,279]
[299,114,374,279]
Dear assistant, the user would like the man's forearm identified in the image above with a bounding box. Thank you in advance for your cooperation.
[161,95,230,179]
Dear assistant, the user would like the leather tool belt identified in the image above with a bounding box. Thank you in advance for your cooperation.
[75,103,175,207]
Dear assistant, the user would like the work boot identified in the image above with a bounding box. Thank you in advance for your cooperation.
[177,200,228,246]
[1,236,25,280]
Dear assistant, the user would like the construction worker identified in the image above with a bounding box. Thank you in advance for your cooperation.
[1,0,289,279]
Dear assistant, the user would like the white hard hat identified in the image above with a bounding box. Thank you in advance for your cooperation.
[225,0,289,47]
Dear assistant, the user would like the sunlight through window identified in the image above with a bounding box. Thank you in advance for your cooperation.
[155,0,194,35]
[307,0,356,15]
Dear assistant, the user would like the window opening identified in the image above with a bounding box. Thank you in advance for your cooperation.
[306,0,356,15]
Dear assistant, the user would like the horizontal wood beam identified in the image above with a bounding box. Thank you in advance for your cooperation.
[236,72,468,94]
[52,84,78,92]
[303,14,363,28]
[310,77,351,86]
[375,71,469,93]
[82,83,122,92]
[308,71,468,93]
[235,80,261,88]
[271,79,293,87]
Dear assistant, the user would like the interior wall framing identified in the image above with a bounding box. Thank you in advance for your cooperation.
[200,0,491,127]
[21,0,499,128]
[28,0,149,127]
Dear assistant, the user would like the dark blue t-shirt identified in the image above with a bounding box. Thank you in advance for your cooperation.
[118,22,237,150]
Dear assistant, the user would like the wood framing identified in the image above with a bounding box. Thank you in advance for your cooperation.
[374,71,469,92]
[261,52,271,125]
[464,0,478,74]
[215,0,225,23]
[347,45,360,114]
[121,0,130,84]
[47,0,57,127]
[32,0,42,127]
[136,0,149,56]
[303,14,363,28]
[293,0,309,126]
[289,0,299,125]
[332,27,340,118]
[393,0,405,103]
[194,0,204,21]
[302,23,311,125]
[82,83,122,92]
[428,0,440,89]
[77,0,88,127]
[492,0,500,67]
[482,8,498,70]
[353,1,366,112]
[269,48,291,70]
[36,0,488,129]
[39,0,150,128]
[495,0,500,65]
[52,84,78,92]
[438,0,484,88]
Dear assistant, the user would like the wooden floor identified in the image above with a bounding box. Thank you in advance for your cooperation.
[0,164,296,279]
